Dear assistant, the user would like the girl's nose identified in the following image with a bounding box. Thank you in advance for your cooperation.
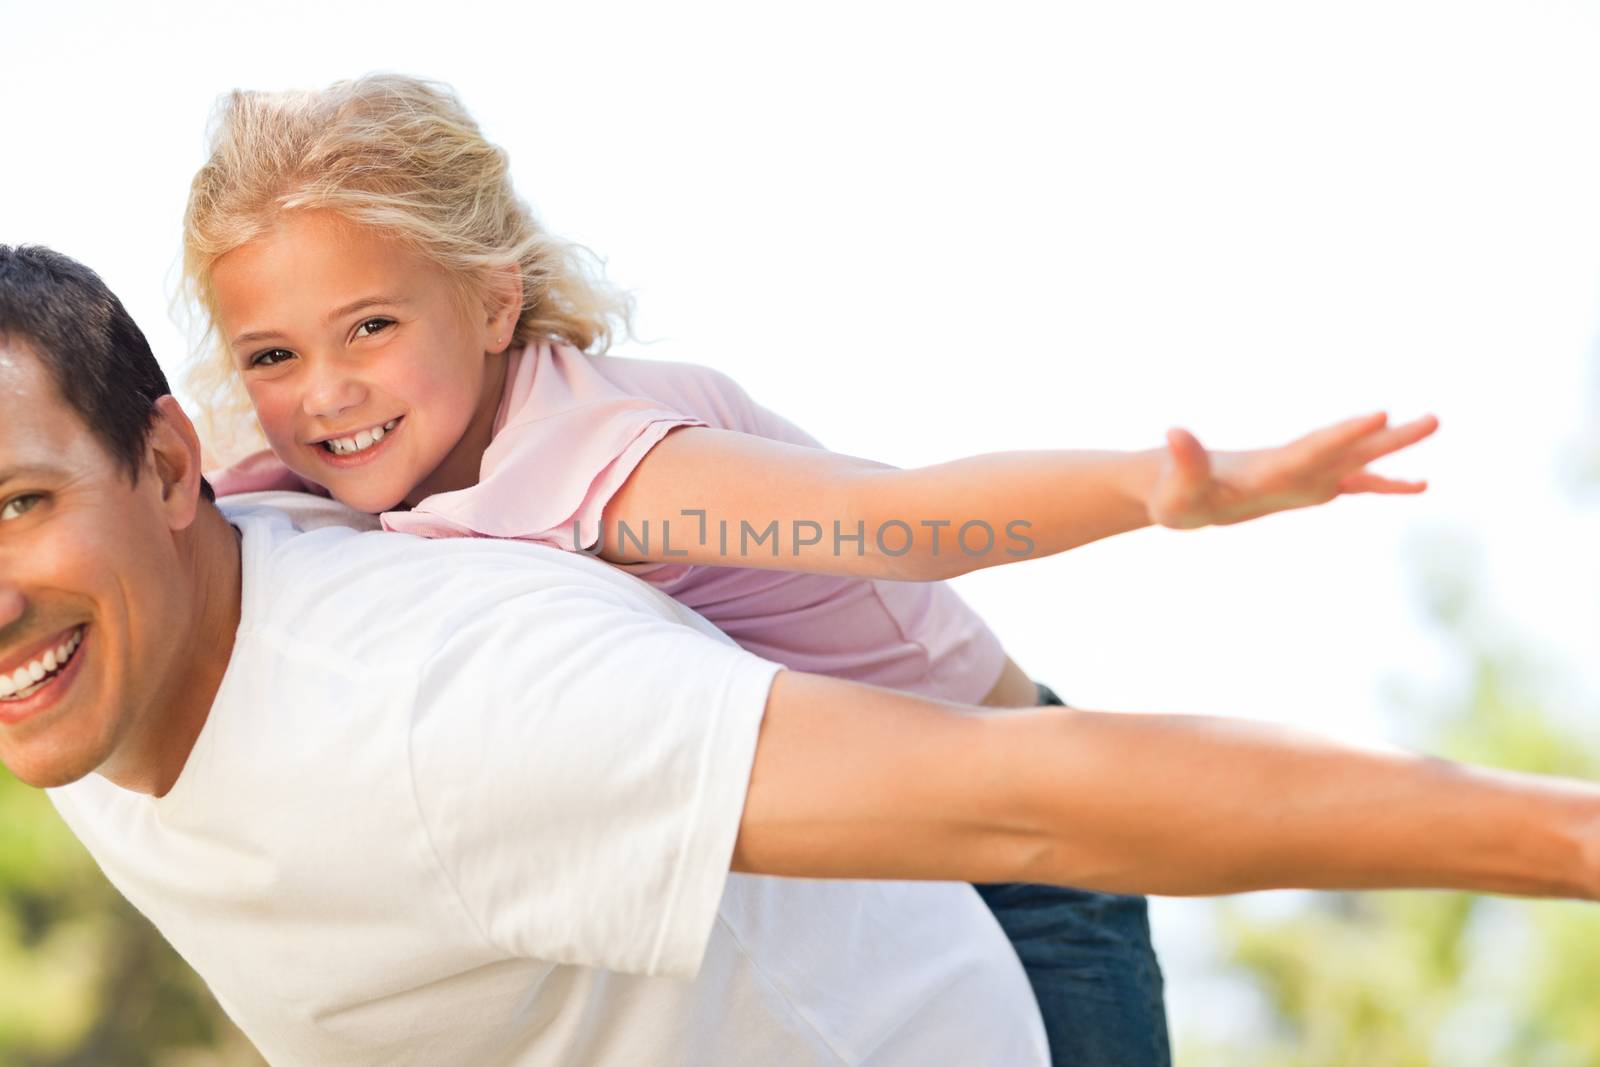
[302,364,367,421]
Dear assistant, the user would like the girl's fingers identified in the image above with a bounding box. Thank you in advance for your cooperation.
[1289,411,1390,463]
[1166,427,1211,487]
[1339,414,1440,470]
[1337,470,1429,494]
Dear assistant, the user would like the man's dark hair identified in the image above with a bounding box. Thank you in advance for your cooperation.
[0,245,214,502]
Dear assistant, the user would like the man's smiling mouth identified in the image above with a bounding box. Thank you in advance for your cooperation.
[0,626,85,701]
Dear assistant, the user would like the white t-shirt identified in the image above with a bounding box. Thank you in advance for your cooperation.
[50,496,1047,1066]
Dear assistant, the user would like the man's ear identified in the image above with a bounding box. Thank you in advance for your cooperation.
[485,264,524,354]
[146,395,206,531]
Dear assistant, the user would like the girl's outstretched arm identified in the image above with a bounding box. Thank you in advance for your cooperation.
[598,412,1439,579]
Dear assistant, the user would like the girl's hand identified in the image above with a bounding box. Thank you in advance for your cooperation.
[1146,411,1440,530]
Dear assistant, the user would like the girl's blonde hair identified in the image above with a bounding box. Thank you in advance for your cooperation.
[180,73,632,462]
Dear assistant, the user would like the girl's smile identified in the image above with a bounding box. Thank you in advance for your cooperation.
[309,415,404,465]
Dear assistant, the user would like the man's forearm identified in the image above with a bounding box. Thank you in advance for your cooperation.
[993,706,1600,900]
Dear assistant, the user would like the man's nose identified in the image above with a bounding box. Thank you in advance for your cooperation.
[302,360,368,421]
[0,586,24,631]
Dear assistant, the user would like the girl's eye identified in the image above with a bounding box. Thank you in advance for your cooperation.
[355,317,395,339]
[249,349,294,369]
[0,494,42,522]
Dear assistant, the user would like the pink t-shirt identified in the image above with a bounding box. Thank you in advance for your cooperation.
[214,343,1007,703]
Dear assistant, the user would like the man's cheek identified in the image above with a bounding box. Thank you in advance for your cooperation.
[25,525,86,586]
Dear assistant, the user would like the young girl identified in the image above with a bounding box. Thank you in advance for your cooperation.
[186,75,1436,1067]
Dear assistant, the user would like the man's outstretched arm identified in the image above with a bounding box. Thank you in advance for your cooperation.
[732,670,1600,900]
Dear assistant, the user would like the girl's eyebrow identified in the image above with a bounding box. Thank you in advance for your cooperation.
[229,296,413,350]
[230,327,283,350]
[328,295,411,322]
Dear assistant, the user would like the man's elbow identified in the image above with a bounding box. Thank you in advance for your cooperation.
[732,672,1065,884]
[969,708,1147,893]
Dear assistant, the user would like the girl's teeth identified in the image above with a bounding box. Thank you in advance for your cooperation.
[327,420,395,456]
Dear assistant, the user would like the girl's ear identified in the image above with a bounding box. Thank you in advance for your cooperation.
[485,265,524,353]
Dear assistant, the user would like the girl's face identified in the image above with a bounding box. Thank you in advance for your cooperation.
[211,210,517,513]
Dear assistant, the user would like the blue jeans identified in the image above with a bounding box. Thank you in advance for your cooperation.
[973,683,1171,1067]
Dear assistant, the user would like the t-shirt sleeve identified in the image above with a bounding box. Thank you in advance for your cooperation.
[588,355,828,451]
[383,345,707,551]
[406,578,781,979]
[688,366,828,450]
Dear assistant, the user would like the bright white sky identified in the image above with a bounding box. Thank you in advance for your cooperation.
[4,0,1599,1051]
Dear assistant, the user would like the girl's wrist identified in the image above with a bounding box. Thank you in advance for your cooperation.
[1119,447,1168,524]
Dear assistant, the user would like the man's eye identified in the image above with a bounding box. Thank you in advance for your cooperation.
[250,349,294,369]
[0,494,42,522]
[355,317,395,339]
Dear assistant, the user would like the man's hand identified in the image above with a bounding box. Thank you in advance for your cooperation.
[1146,411,1439,530]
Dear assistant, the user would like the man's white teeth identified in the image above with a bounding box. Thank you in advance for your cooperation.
[327,419,399,456]
[0,627,83,700]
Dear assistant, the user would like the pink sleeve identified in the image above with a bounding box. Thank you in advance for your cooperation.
[383,344,706,551]
[584,355,824,449]
[208,449,327,498]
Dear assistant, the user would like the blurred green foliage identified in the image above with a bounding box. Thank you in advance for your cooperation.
[0,772,261,1066]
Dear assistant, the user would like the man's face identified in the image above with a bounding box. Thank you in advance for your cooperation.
[0,341,187,787]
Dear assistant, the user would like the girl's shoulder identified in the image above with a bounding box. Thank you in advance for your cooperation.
[582,352,748,425]
[577,350,819,447]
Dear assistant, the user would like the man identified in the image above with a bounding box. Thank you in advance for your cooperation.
[1,244,1596,1065]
